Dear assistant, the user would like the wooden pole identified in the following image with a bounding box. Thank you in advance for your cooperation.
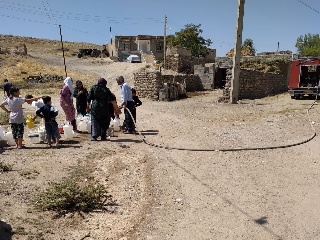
[59,25,67,78]
[163,15,167,69]
[230,0,245,103]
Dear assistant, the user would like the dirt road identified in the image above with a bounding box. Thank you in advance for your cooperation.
[1,53,320,240]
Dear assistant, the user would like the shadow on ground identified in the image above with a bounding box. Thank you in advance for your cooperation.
[0,220,12,240]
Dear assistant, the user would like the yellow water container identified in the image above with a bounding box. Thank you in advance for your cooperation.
[26,115,35,129]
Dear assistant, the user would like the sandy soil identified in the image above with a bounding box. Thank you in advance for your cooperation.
[1,52,320,240]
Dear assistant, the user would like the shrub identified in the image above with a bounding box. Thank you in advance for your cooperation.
[33,177,114,214]
[0,161,13,172]
[241,57,291,75]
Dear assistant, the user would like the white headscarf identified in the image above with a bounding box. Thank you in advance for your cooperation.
[64,77,73,93]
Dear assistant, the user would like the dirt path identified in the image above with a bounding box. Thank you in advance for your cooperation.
[129,93,320,240]
[1,53,320,239]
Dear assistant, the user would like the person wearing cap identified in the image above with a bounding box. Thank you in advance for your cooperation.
[73,80,88,117]
[116,76,135,134]
[87,78,121,141]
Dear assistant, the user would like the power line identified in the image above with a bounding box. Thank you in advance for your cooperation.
[0,1,163,24]
[297,0,320,14]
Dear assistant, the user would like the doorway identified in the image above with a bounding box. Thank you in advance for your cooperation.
[215,67,227,88]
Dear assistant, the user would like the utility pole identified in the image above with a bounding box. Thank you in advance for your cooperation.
[230,0,245,104]
[163,15,167,69]
[59,25,67,78]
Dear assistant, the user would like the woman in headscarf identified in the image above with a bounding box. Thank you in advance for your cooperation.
[87,78,121,141]
[73,80,88,116]
[60,77,77,132]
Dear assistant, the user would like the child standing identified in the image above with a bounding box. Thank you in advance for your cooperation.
[36,96,60,147]
[0,87,41,149]
[25,94,45,122]
[131,88,142,124]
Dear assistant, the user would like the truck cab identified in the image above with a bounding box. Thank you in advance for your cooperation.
[288,57,320,99]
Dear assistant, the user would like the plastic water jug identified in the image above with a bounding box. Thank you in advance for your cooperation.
[107,126,114,137]
[78,120,87,132]
[112,117,120,132]
[76,114,83,126]
[28,133,40,143]
[109,119,114,128]
[63,123,74,139]
[5,131,15,146]
[39,125,45,131]
[26,115,35,129]
[83,114,91,122]
[38,129,45,142]
[86,120,91,133]
[0,126,6,140]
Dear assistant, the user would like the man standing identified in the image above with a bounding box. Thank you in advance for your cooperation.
[116,76,135,134]
[3,79,12,97]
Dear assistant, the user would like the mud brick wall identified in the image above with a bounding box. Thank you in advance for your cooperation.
[165,55,206,74]
[133,71,163,100]
[238,69,287,99]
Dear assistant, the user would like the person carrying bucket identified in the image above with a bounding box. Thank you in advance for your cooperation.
[87,78,121,141]
[116,76,136,134]
[25,94,45,125]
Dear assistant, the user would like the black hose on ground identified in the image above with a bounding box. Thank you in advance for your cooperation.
[127,99,318,152]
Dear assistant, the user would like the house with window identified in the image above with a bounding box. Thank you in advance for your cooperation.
[107,35,164,63]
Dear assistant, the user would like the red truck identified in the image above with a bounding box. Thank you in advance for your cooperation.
[288,57,320,99]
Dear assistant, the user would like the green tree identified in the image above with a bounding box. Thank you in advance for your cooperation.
[167,23,212,57]
[295,33,320,56]
[242,38,255,53]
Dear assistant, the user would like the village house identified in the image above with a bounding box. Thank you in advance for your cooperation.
[107,35,164,63]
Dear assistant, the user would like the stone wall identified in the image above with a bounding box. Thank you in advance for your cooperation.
[194,64,215,89]
[221,69,288,101]
[174,75,202,92]
[134,71,203,100]
[238,69,287,99]
[133,71,163,100]
[165,46,215,74]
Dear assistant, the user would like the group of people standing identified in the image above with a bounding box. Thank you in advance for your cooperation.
[1,75,141,149]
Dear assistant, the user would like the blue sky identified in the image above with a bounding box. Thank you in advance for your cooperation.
[0,0,319,56]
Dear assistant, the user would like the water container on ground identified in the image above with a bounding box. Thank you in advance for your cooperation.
[5,131,15,146]
[38,129,45,142]
[78,120,87,132]
[63,123,74,139]
[28,133,40,143]
[86,120,91,133]
[112,117,120,132]
[0,126,6,140]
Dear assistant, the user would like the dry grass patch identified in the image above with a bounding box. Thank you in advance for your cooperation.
[0,161,13,172]
[33,176,114,215]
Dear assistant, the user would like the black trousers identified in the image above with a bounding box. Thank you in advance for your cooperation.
[124,101,135,132]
